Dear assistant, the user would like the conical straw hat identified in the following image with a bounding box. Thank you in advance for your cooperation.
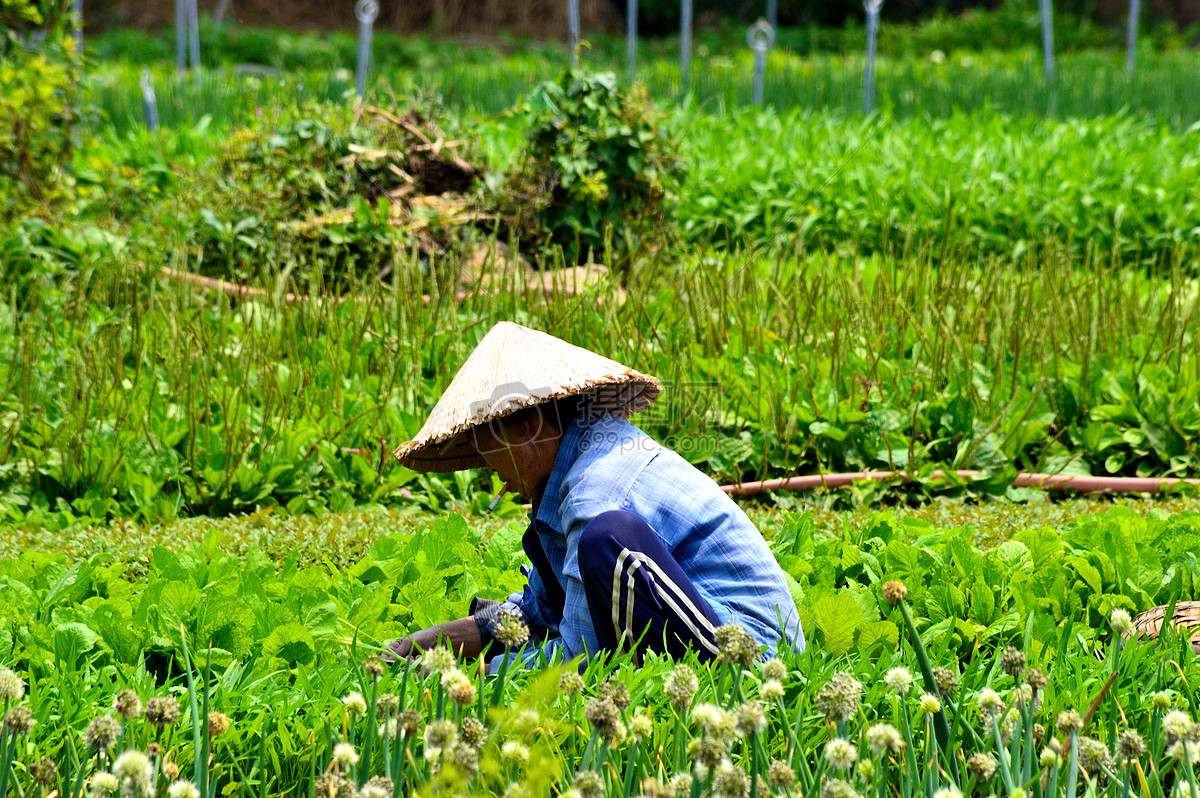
[394,321,661,472]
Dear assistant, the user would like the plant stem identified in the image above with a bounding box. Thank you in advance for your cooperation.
[1022,698,1036,783]
[361,676,378,788]
[896,599,958,781]
[622,737,640,796]
[1065,732,1080,798]
[179,625,205,794]
[490,653,510,708]
[0,729,13,798]
[991,712,1016,795]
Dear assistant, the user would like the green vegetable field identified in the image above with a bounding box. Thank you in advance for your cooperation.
[2,1,1200,796]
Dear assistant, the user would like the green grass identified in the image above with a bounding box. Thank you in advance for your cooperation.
[5,19,1200,798]
[7,51,1200,529]
[84,7,1199,72]
[671,109,1200,260]
[5,237,1199,526]
[87,47,1200,133]
[81,74,1200,267]
[2,506,1199,796]
[6,492,1200,573]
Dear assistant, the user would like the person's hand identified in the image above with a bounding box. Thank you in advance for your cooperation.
[380,617,484,666]
[381,636,416,665]
[381,627,439,664]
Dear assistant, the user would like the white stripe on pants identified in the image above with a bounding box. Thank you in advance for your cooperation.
[608,547,720,656]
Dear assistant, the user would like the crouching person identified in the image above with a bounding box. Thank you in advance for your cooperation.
[386,322,803,672]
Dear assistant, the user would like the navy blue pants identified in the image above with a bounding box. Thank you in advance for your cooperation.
[579,510,722,662]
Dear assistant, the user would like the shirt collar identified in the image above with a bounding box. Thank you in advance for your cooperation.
[531,413,589,533]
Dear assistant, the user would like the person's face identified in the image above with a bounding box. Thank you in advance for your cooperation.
[471,411,560,500]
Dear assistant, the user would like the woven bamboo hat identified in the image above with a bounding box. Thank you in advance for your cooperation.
[394,321,661,472]
[1127,601,1200,654]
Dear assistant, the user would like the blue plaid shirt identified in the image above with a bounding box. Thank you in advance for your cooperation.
[481,413,804,669]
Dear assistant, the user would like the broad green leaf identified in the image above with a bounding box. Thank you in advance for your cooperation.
[980,610,1022,642]
[920,617,955,646]
[92,602,139,664]
[42,559,96,610]
[54,621,99,665]
[158,581,202,626]
[862,511,903,545]
[194,647,234,670]
[483,523,526,569]
[1014,528,1062,570]
[858,620,899,653]
[994,541,1033,573]
[262,622,316,667]
[844,580,882,623]
[783,571,806,610]
[302,599,339,643]
[810,592,867,655]
[773,512,815,558]
[970,579,997,627]
[1064,554,1103,595]
[925,583,967,623]
[882,541,923,592]
[840,540,864,573]
[350,563,387,584]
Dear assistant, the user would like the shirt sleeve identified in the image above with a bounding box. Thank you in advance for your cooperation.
[485,514,603,672]
[499,576,597,671]
[488,636,570,673]
[554,512,603,661]
[481,561,561,654]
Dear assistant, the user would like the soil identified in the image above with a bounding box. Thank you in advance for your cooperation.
[93,0,622,40]
[1093,0,1200,27]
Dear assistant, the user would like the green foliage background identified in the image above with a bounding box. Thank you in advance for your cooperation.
[1,15,1200,796]
[0,507,1198,794]
[503,69,682,265]
[0,0,81,218]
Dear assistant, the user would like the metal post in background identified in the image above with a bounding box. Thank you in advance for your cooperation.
[355,0,379,98]
[73,0,82,52]
[1039,0,1054,81]
[567,0,581,65]
[766,0,778,30]
[141,69,159,131]
[627,0,638,77]
[680,0,693,89]
[748,19,775,106]
[175,0,187,71]
[863,0,882,113]
[1125,0,1140,75]
[187,0,200,70]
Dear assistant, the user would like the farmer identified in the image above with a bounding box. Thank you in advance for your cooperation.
[386,321,803,671]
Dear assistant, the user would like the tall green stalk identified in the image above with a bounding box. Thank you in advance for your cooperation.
[179,626,206,792]
[360,675,378,788]
[489,653,511,708]
[990,712,1017,795]
[895,597,958,781]
[1065,732,1081,798]
[0,725,13,798]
